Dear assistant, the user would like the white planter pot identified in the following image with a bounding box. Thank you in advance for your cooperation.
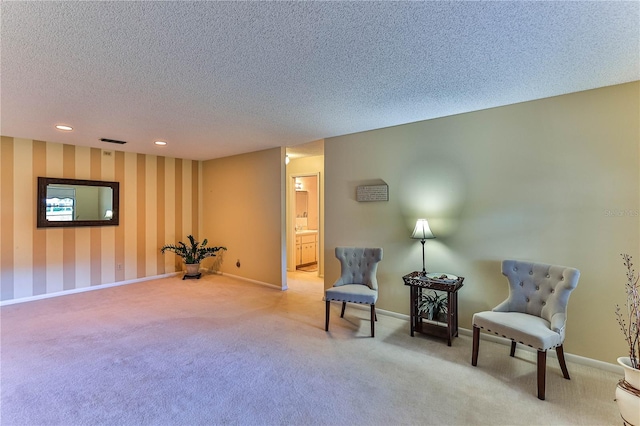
[184,263,201,276]
[616,357,640,426]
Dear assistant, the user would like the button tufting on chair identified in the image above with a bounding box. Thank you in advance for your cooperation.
[325,247,383,338]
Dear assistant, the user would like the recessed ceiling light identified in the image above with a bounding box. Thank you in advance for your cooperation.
[154,140,167,146]
[55,125,73,131]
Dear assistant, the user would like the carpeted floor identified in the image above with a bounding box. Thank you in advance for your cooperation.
[1,272,622,425]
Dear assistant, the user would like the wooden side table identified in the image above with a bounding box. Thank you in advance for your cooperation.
[402,271,464,346]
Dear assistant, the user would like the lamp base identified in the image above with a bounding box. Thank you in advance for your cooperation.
[421,239,426,275]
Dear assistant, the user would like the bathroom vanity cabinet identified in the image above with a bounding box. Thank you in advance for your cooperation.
[295,231,317,267]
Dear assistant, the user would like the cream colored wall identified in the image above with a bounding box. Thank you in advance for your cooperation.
[0,137,200,302]
[324,82,640,364]
[202,147,284,288]
[286,154,324,276]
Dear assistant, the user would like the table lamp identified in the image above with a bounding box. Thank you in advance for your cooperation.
[411,219,435,274]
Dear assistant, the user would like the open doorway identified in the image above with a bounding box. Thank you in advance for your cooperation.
[284,139,324,286]
[291,173,319,274]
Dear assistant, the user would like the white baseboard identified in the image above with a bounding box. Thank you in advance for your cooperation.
[0,271,283,307]
[336,302,622,374]
[220,272,285,291]
[455,328,623,374]
[376,307,411,321]
[0,272,181,307]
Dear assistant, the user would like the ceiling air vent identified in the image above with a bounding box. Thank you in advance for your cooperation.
[100,138,127,145]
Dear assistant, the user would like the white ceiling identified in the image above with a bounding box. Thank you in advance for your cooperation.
[1,1,638,161]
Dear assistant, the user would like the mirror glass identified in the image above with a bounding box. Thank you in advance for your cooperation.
[37,177,119,228]
[295,191,308,231]
[296,191,308,218]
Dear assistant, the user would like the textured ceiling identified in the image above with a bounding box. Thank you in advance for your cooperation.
[1,1,638,161]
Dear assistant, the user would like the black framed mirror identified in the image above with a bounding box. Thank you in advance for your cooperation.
[37,177,119,228]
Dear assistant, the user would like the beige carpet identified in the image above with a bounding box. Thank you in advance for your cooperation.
[1,272,621,425]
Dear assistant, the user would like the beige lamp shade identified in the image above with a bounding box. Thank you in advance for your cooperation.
[411,219,435,240]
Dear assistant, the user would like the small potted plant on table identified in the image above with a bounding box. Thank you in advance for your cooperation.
[418,291,448,323]
[161,235,226,279]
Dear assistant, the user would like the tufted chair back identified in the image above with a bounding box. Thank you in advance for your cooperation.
[497,260,580,337]
[333,247,383,290]
[472,259,580,400]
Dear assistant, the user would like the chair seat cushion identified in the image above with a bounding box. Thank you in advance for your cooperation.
[325,284,378,305]
[473,311,562,351]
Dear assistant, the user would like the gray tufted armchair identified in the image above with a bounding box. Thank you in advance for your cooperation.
[325,247,383,337]
[471,260,580,400]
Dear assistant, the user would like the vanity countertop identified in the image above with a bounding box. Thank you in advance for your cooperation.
[295,230,318,236]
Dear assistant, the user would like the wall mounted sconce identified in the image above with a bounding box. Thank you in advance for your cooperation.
[285,155,290,165]
[411,219,435,274]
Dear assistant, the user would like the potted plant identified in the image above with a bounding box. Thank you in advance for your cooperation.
[418,291,448,323]
[615,253,640,426]
[161,235,226,279]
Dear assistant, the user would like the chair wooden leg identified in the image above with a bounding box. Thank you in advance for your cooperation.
[510,341,517,357]
[370,304,375,337]
[537,350,546,400]
[340,301,346,318]
[556,345,570,380]
[325,300,330,331]
[472,326,480,366]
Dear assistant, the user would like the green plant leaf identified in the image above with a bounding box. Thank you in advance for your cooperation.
[160,235,227,264]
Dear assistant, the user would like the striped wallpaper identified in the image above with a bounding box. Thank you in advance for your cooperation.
[0,136,200,302]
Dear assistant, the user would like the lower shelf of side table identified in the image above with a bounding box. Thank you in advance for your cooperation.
[415,318,455,340]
